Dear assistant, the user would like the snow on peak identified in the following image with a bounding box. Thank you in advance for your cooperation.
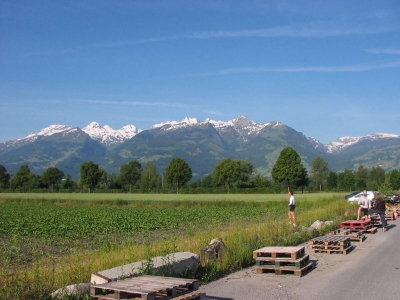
[327,133,400,153]
[20,125,74,142]
[151,115,279,141]
[82,122,141,145]
[151,117,200,130]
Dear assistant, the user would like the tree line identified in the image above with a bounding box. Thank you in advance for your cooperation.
[1,147,399,194]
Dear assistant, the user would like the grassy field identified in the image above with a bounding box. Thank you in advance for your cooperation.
[0,193,354,299]
[0,191,346,202]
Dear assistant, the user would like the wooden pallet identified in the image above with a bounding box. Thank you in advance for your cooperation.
[309,236,351,247]
[340,220,371,229]
[90,275,200,300]
[310,245,353,255]
[255,254,310,268]
[328,229,365,242]
[328,228,353,236]
[256,262,313,277]
[385,213,395,221]
[253,246,305,260]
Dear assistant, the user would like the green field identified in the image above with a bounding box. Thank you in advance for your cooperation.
[0,191,346,201]
[0,193,353,299]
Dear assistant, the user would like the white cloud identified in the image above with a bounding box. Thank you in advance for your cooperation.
[366,48,400,55]
[81,99,196,108]
[190,61,400,77]
[28,23,400,56]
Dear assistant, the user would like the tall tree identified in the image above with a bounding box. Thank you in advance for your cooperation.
[369,166,386,189]
[354,165,369,189]
[11,165,31,191]
[61,174,75,190]
[80,161,104,193]
[311,157,329,191]
[388,169,400,190]
[338,169,355,191]
[326,171,338,190]
[0,165,10,190]
[140,162,161,192]
[271,147,304,190]
[118,160,142,193]
[213,158,240,193]
[165,158,192,193]
[235,159,255,188]
[298,166,310,193]
[41,167,64,192]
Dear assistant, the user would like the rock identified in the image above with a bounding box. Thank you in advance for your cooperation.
[310,220,325,229]
[200,238,226,266]
[90,252,199,284]
[51,283,91,299]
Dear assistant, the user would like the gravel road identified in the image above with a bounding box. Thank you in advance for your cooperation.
[199,220,400,300]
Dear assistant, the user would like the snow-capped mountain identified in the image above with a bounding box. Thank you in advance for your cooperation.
[0,125,79,150]
[327,133,400,153]
[152,115,282,141]
[307,137,328,153]
[82,122,142,146]
[0,122,142,149]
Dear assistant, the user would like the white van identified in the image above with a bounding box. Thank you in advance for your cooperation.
[347,191,377,203]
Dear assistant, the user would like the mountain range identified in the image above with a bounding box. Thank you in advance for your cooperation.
[1,116,399,179]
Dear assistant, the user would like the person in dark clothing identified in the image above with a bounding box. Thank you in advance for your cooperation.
[369,193,387,232]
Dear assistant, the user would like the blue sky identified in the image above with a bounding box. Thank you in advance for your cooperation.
[1,0,399,144]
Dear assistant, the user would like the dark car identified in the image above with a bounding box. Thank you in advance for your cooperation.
[391,194,400,202]
[345,191,360,200]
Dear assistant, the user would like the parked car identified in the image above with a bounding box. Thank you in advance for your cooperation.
[345,191,360,200]
[346,191,377,203]
[391,194,400,202]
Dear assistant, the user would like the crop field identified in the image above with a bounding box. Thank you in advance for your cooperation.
[0,193,353,299]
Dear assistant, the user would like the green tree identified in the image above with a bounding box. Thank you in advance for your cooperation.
[338,169,355,191]
[62,174,75,190]
[165,158,192,193]
[41,167,64,192]
[252,174,271,188]
[326,171,338,190]
[310,157,329,191]
[367,166,386,190]
[213,158,240,193]
[201,174,214,189]
[11,165,31,192]
[378,176,395,200]
[298,166,310,193]
[235,159,255,188]
[354,165,369,189]
[80,161,104,193]
[118,160,142,193]
[388,169,400,190]
[140,162,161,192]
[98,172,118,190]
[271,147,304,190]
[0,165,10,190]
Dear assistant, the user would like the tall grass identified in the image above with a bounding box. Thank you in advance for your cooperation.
[0,195,354,299]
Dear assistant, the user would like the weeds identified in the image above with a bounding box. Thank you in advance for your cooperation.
[0,195,353,299]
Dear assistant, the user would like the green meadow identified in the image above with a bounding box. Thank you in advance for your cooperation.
[0,193,354,299]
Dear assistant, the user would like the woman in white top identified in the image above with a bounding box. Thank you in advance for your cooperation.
[288,190,296,226]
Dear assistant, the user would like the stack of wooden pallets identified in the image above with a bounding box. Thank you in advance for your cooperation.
[90,275,205,300]
[385,211,395,221]
[253,246,313,277]
[309,235,353,255]
[340,219,377,234]
[328,228,365,242]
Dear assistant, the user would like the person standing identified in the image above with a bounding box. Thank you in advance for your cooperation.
[357,190,370,220]
[369,193,387,232]
[288,190,296,226]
